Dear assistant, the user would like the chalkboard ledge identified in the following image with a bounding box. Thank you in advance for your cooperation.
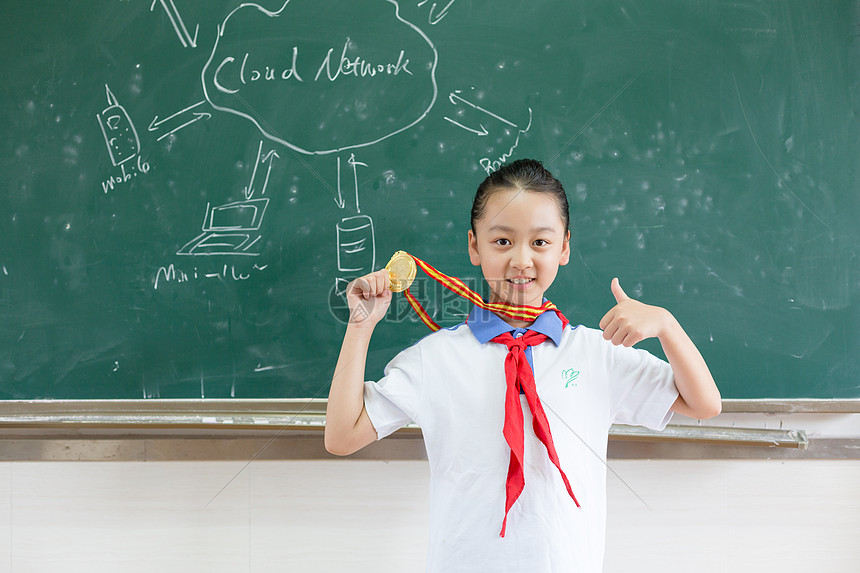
[0,399,334,430]
[0,399,858,460]
[0,398,848,450]
[0,399,857,430]
[719,399,860,413]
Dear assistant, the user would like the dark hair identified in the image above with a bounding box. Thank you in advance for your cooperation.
[470,158,570,232]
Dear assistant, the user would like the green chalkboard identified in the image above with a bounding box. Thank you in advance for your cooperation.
[1,0,858,400]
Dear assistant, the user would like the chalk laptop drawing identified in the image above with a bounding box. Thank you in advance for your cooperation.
[177,198,268,256]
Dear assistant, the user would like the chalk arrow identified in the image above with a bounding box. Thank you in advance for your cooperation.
[448,91,518,127]
[149,101,211,141]
[153,112,210,141]
[243,144,281,200]
[259,150,279,196]
[151,0,199,48]
[443,117,489,136]
[261,149,280,164]
[333,156,346,209]
[149,101,205,131]
[148,116,171,131]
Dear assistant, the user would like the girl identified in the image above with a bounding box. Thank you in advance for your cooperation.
[325,159,720,572]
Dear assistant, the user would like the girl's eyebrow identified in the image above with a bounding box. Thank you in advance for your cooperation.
[487,224,558,234]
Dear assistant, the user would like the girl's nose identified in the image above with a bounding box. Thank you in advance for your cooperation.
[509,245,533,269]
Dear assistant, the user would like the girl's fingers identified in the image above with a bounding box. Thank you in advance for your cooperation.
[616,331,635,347]
[601,318,618,342]
[348,277,372,301]
[349,270,391,300]
[379,268,392,290]
[610,323,644,347]
[598,308,614,331]
[364,270,389,298]
[375,269,391,293]
[602,314,643,347]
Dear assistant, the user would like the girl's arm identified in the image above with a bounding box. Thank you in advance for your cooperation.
[599,278,722,420]
[324,269,392,456]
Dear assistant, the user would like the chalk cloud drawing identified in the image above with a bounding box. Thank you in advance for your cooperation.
[201,0,438,155]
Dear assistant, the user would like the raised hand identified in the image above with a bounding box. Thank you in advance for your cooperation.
[345,269,393,327]
[598,278,671,347]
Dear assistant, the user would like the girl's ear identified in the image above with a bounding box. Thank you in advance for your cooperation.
[559,230,571,266]
[467,230,481,266]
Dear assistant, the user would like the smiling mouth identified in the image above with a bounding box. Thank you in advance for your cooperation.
[507,278,534,287]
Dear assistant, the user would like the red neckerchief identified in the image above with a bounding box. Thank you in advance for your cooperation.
[491,313,579,537]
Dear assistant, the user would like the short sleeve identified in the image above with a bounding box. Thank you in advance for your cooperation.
[363,342,424,440]
[607,343,678,430]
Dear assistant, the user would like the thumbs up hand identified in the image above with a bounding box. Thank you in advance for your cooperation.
[599,278,672,347]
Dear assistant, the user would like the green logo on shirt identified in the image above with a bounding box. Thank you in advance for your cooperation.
[562,368,580,388]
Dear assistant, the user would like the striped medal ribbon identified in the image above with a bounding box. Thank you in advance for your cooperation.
[385,251,559,331]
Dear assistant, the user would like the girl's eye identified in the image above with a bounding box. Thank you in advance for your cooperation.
[534,239,548,247]
[494,238,510,246]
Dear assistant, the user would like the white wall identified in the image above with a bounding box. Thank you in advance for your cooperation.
[604,459,860,572]
[1,459,859,572]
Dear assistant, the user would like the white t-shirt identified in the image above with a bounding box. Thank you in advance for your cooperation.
[364,305,678,572]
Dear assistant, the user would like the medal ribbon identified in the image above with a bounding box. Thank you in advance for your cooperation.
[400,253,560,331]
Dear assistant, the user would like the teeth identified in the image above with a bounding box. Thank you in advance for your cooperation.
[509,278,533,285]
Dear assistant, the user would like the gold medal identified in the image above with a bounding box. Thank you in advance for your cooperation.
[385,251,417,293]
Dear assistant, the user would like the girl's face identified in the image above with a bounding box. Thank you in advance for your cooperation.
[467,188,570,318]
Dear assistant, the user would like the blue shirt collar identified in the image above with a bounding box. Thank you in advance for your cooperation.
[466,303,564,346]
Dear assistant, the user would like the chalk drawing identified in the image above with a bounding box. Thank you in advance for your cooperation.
[333,154,368,211]
[97,85,140,167]
[200,0,438,155]
[153,262,268,289]
[336,215,376,275]
[148,100,211,141]
[442,88,533,172]
[445,90,519,132]
[417,0,458,25]
[150,0,199,48]
[333,154,375,294]
[479,107,532,174]
[178,141,277,256]
[97,84,151,193]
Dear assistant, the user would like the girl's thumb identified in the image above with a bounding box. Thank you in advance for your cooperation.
[611,277,629,303]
